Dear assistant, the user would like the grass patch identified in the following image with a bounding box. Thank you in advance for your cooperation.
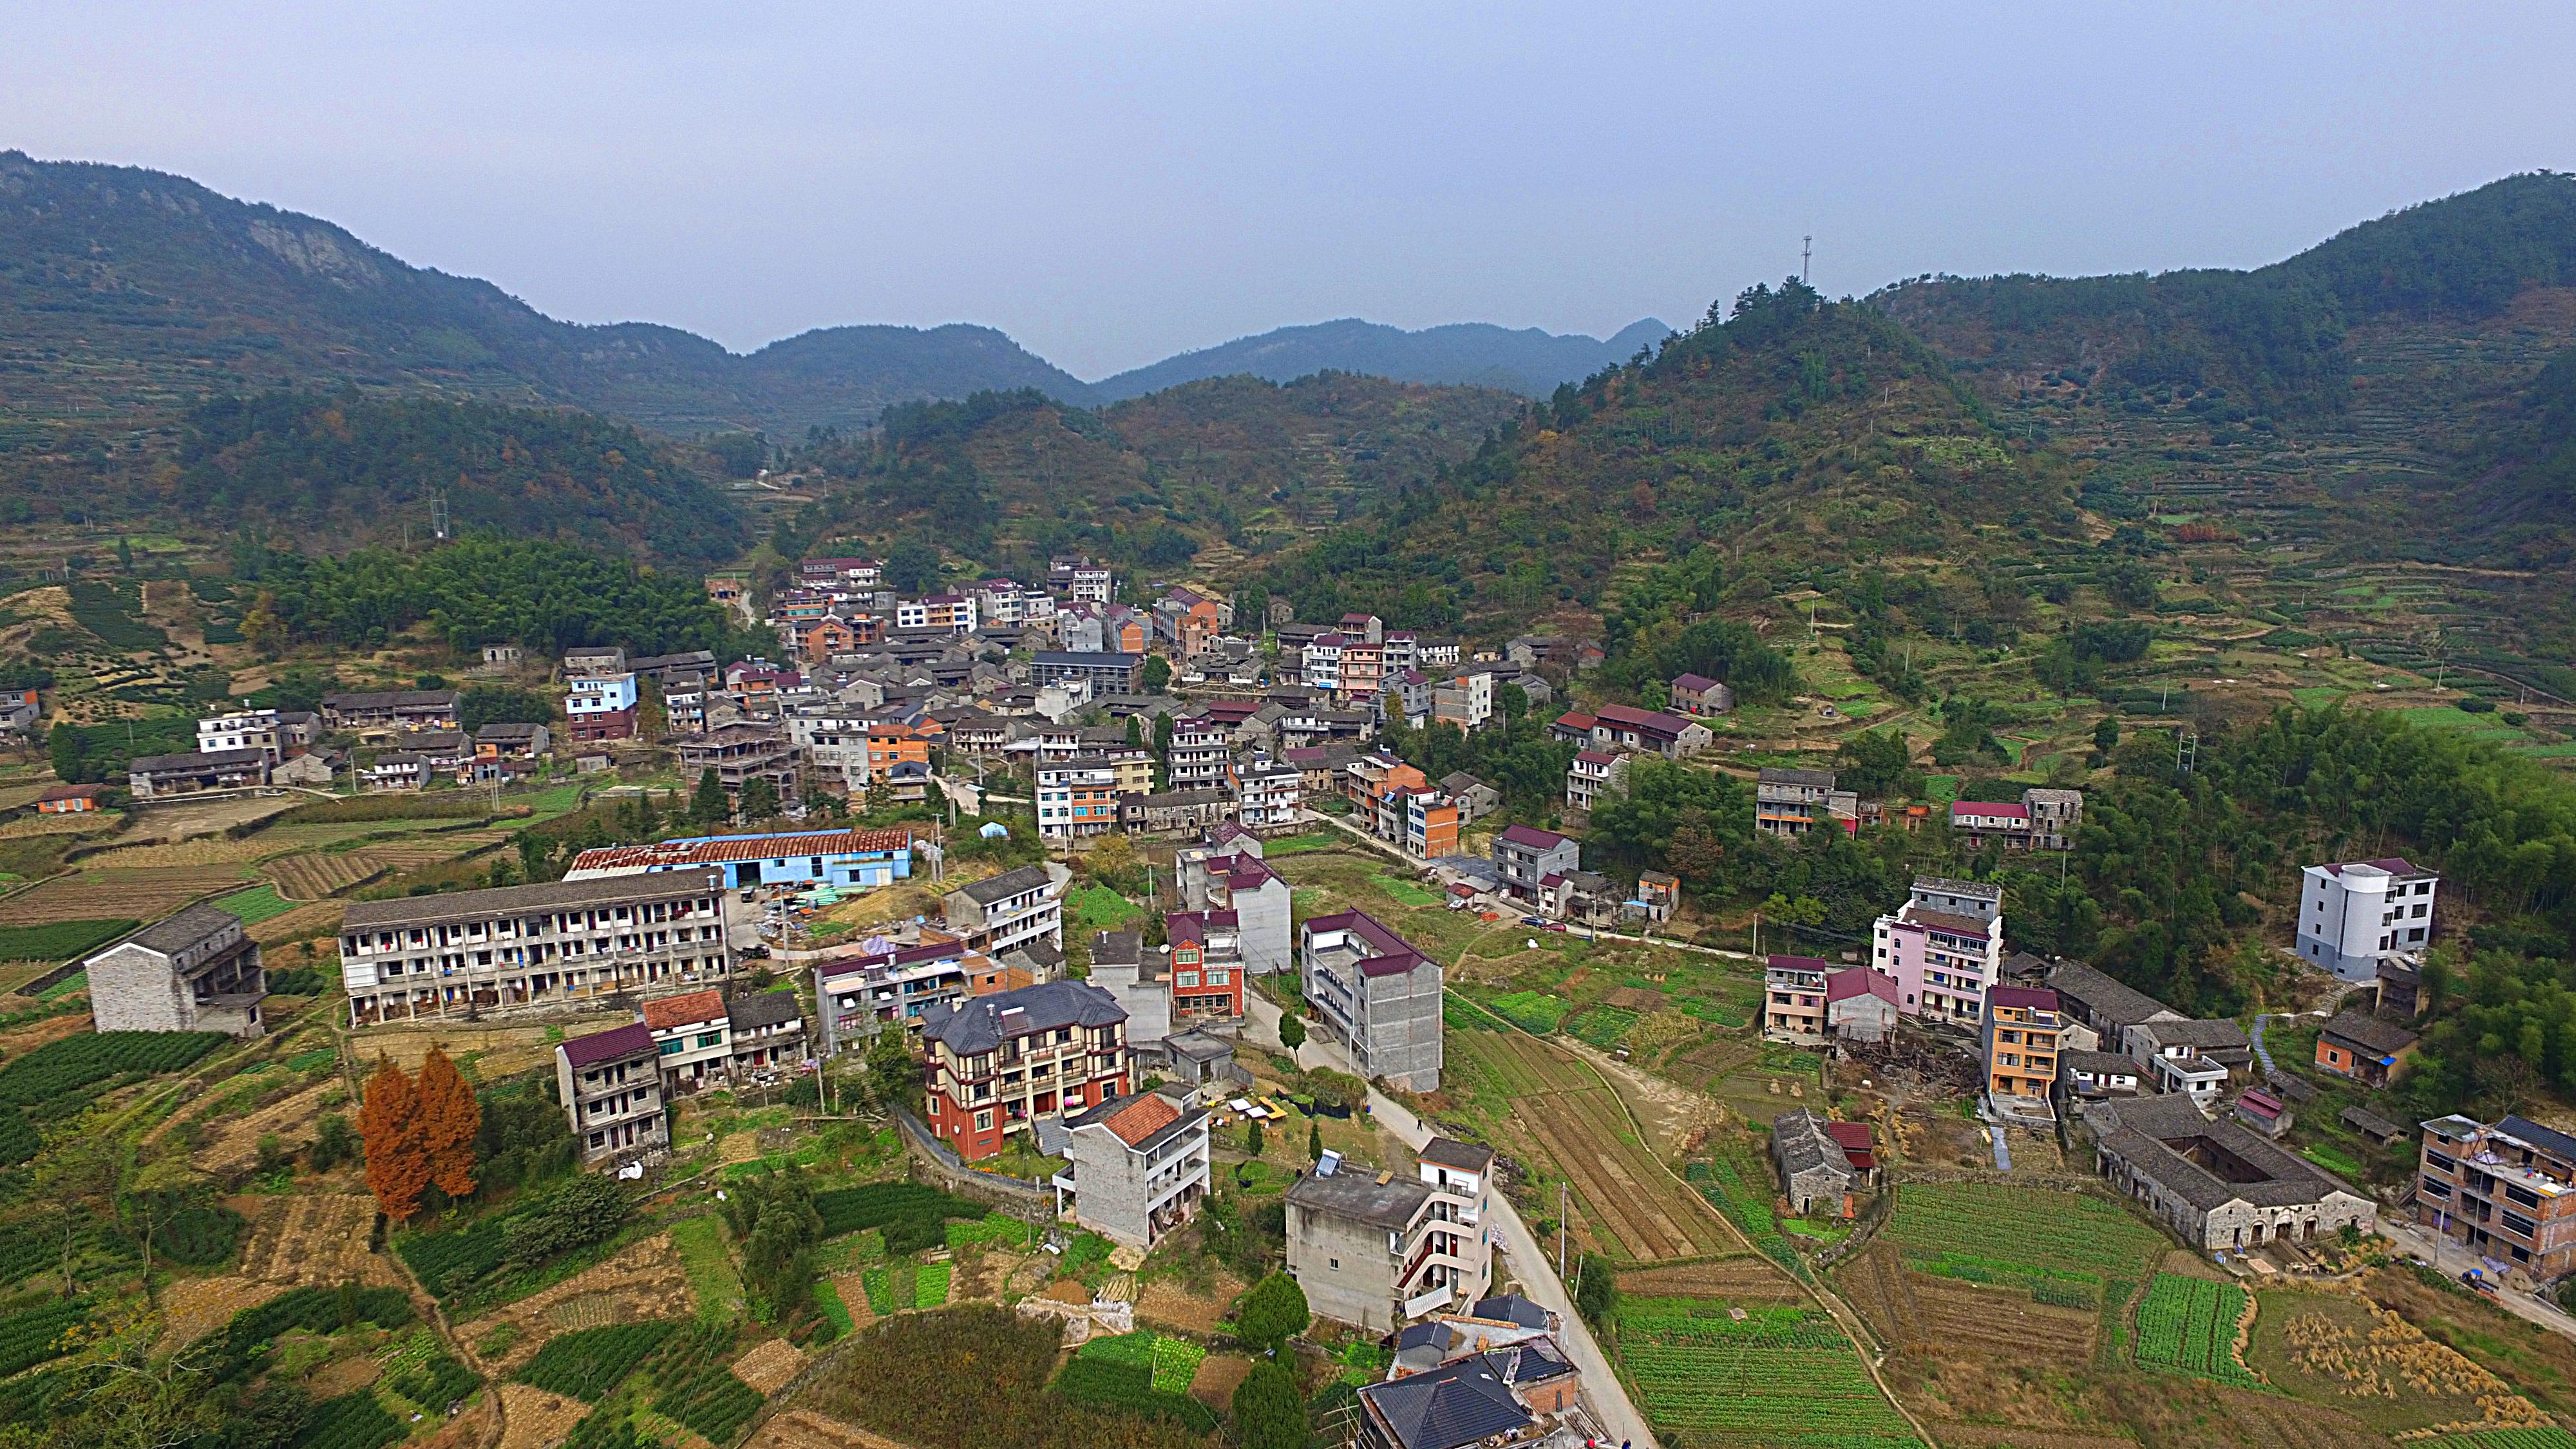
[214,884,298,925]
[1262,833,1345,855]
[2302,1143,2363,1177]
[670,1215,743,1319]
[1488,991,1568,1034]
[1370,873,1441,907]
[1066,885,1141,934]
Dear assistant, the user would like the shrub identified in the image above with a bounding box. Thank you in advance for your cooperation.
[0,1300,84,1377]
[153,1204,247,1267]
[387,1352,481,1411]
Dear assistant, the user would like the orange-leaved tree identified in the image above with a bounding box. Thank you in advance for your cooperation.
[415,1044,482,1200]
[359,1056,429,1222]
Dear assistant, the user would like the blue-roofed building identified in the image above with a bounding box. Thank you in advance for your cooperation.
[562,828,914,892]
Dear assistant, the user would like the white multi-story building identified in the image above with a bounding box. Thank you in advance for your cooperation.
[1167,713,1233,791]
[1235,757,1302,829]
[2297,858,2438,983]
[1037,755,1126,840]
[196,708,316,762]
[1564,749,1628,814]
[1303,632,1346,695]
[895,594,979,634]
[337,872,732,1027]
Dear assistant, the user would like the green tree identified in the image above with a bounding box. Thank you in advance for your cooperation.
[1575,1251,1618,1323]
[720,1165,824,1326]
[1142,656,1173,694]
[1235,1271,1311,1355]
[1278,1014,1306,1052]
[1231,1360,1305,1449]
[738,776,781,822]
[1307,1121,1323,1163]
[1587,757,1752,873]
[884,538,943,593]
[2094,715,2121,753]
[1245,1121,1264,1157]
[1833,728,1918,798]
[1152,712,1175,790]
[866,1030,918,1109]
[690,768,728,826]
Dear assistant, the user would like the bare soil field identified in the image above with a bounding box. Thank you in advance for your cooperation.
[0,811,122,839]
[498,1386,592,1449]
[1189,1354,1253,1410]
[237,1192,392,1287]
[732,1338,808,1395]
[131,794,303,838]
[1137,1269,1246,1335]
[1666,1036,1759,1092]
[0,1009,91,1059]
[1515,1086,1728,1262]
[459,1231,695,1375]
[1618,1255,1799,1300]
[160,1272,292,1346]
[193,1081,340,1175]
[828,1272,879,1332]
[2107,1379,2391,1449]
[0,865,244,923]
[79,836,281,868]
[252,900,346,945]
[364,1020,562,1078]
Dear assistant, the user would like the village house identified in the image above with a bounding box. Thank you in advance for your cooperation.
[1033,650,1145,696]
[1175,827,1293,974]
[1302,909,1443,1090]
[815,940,978,1050]
[34,782,102,814]
[1949,787,2088,852]
[645,988,733,1095]
[2315,1009,2420,1086]
[674,723,801,804]
[661,671,709,734]
[942,862,1070,958]
[726,989,805,1079]
[1636,870,1680,923]
[1982,985,2068,1122]
[1763,954,1832,1043]
[1756,766,1857,838]
[1236,755,1304,829]
[1547,710,1595,746]
[2060,1049,2145,1103]
[1563,749,1628,816]
[2045,960,2179,1048]
[1667,672,1734,716]
[1056,1085,1212,1251]
[1491,824,1580,905]
[1871,876,2005,1025]
[474,721,550,765]
[1037,754,1128,840]
[2416,1113,2576,1280]
[129,747,271,799]
[321,688,461,733]
[1165,909,1247,1022]
[1773,1108,1875,1215]
[1086,929,1171,1059]
[556,1023,667,1169]
[919,980,1130,1161]
[83,903,268,1038]
[2088,1092,2376,1251]
[197,706,319,761]
[1119,788,1234,835]
[1827,967,1902,1043]
[1380,785,1461,860]
[337,871,731,1026]
[1588,704,1710,759]
[2298,857,2440,983]
[1047,556,1113,603]
[1287,1138,1495,1332]
[2126,1017,2253,1079]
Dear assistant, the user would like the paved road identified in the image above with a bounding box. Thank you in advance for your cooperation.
[2377,1214,2576,1343]
[1239,989,1662,1449]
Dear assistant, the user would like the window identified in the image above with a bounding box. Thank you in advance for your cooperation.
[2507,1182,2541,1209]
[697,1032,723,1048]
[659,1040,681,1056]
[2505,1211,2538,1238]
[974,1110,993,1130]
[2427,1150,2458,1173]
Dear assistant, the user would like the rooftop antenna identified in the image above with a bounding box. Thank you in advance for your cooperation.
[1802,235,1812,285]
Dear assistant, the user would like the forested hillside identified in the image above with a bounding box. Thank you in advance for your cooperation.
[171,392,750,564]
[765,373,1526,581]
[1256,278,2076,632]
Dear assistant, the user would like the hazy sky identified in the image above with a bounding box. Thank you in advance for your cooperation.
[6,3,2571,378]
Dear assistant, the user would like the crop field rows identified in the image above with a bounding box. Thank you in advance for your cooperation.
[1614,1297,1917,1449]
[1450,1025,1730,1262]
[0,866,247,923]
[1836,1242,2099,1364]
[1880,1183,2166,1287]
[2136,1274,2259,1384]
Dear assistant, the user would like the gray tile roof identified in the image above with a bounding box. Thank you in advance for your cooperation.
[726,990,802,1030]
[1772,1108,1854,1181]
[918,980,1124,1055]
[1358,1354,1533,1449]
[2092,1094,2354,1210]
[2320,1009,2420,1059]
[2047,960,2178,1030]
[128,902,242,955]
[957,863,1053,906]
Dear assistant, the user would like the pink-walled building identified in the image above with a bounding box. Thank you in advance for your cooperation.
[1870,876,2005,1025]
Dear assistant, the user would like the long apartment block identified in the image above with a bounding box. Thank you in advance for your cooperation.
[337,871,733,1026]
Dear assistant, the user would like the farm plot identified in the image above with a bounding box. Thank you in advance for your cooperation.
[79,836,278,869]
[2248,1287,2548,1434]
[193,1081,338,1175]
[496,1386,592,1449]
[251,900,346,945]
[1880,1183,2164,1302]
[459,1231,696,1375]
[1837,1242,2099,1363]
[745,1408,913,1449]
[265,851,387,900]
[2135,1273,2259,1383]
[1614,1297,1916,1449]
[0,866,246,923]
[1450,1022,1730,1262]
[235,1193,389,1287]
[1618,1255,1799,1300]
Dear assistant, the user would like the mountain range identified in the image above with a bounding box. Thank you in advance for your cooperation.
[0,150,1652,442]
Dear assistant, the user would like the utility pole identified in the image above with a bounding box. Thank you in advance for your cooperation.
[1558,1182,1568,1280]
[1801,235,1812,286]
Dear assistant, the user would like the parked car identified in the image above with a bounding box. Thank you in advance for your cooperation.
[1520,916,1548,927]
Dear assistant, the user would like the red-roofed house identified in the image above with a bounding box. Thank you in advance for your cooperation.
[1669,673,1734,716]
[1950,800,2032,850]
[1058,1086,1211,1250]
[645,987,732,1094]
[1825,967,1900,1043]
[1549,710,1597,745]
[1589,705,1712,759]
[35,783,102,813]
[1821,1120,1877,1174]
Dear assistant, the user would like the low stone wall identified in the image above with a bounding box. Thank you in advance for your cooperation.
[891,1106,1049,1215]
